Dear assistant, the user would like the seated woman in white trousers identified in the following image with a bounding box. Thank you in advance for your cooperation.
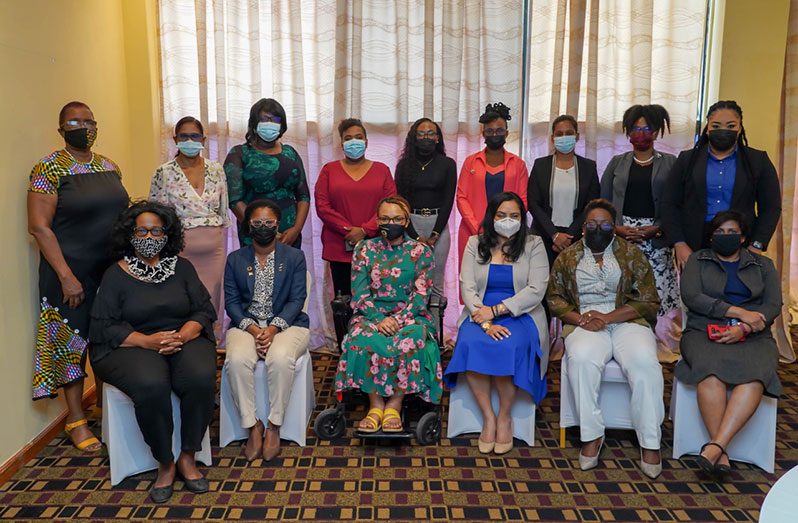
[224,199,310,462]
[547,198,664,479]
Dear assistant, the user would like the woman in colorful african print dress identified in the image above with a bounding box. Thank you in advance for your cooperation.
[334,196,443,433]
[224,98,310,248]
[26,101,129,452]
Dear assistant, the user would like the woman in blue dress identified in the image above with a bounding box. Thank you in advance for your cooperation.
[445,191,550,454]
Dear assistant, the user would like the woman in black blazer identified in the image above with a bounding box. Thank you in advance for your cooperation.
[661,100,782,271]
[527,115,600,267]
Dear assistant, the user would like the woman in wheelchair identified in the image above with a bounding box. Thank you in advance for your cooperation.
[90,201,217,503]
[223,199,310,462]
[444,192,549,455]
[547,198,664,478]
[676,210,782,477]
[334,196,443,433]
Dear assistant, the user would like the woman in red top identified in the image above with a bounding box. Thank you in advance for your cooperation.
[315,118,396,296]
[456,103,529,264]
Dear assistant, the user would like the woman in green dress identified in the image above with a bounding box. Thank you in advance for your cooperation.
[334,196,443,433]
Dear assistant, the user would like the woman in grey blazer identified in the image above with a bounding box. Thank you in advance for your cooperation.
[601,104,679,352]
[444,192,549,455]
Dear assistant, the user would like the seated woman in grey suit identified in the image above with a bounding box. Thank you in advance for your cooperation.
[224,199,310,463]
[444,191,549,455]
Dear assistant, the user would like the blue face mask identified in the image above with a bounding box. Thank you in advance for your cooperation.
[256,121,281,142]
[553,135,577,154]
[176,140,204,157]
[343,138,366,160]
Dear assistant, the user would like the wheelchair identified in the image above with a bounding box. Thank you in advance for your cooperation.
[313,292,447,445]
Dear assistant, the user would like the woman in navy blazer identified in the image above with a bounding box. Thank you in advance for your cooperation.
[223,199,310,462]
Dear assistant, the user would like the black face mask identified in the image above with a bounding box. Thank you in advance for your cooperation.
[379,223,405,241]
[707,129,738,151]
[484,135,506,150]
[63,128,96,149]
[416,138,437,156]
[711,233,742,257]
[250,224,277,246]
[584,227,614,253]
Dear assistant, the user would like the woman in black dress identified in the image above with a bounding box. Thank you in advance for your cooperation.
[90,201,217,503]
[677,210,781,478]
[27,101,129,452]
[395,117,457,299]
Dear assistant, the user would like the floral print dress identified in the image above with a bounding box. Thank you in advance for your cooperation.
[334,237,443,404]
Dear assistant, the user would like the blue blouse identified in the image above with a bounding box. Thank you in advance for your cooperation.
[485,170,505,201]
[720,260,751,306]
[705,149,737,222]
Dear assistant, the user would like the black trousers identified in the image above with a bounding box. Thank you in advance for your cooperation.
[330,261,352,297]
[93,337,217,464]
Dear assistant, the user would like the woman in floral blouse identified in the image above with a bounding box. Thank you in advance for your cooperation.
[334,196,443,433]
[150,116,229,337]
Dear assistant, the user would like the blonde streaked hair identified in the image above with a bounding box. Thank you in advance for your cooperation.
[377,195,411,220]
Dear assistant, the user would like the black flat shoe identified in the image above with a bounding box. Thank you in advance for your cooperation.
[149,483,174,504]
[176,471,209,493]
[695,442,725,475]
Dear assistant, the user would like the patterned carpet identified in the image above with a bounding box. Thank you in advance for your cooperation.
[2,351,796,522]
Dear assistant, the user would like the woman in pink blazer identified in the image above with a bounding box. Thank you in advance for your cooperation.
[456,103,529,264]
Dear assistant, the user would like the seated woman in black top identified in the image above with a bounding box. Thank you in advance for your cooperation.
[395,118,457,300]
[90,201,217,503]
[677,210,782,478]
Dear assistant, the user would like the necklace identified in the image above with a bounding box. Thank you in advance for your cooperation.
[125,255,177,283]
[633,154,654,166]
[417,157,434,171]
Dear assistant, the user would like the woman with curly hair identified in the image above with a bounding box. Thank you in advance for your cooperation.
[456,103,529,264]
[394,117,457,298]
[89,201,217,503]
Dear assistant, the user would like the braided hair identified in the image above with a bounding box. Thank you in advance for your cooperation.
[685,100,752,180]
[395,118,447,204]
[479,102,512,125]
[621,104,671,137]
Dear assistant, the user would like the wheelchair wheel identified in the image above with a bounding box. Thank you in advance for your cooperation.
[415,411,441,445]
[314,407,346,440]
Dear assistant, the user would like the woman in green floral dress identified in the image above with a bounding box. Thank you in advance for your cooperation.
[334,196,443,433]
[224,98,310,248]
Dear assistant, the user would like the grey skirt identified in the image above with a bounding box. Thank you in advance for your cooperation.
[674,329,782,398]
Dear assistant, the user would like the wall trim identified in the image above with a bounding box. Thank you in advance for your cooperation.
[0,386,97,484]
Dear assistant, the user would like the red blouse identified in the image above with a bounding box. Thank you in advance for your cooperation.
[315,160,396,263]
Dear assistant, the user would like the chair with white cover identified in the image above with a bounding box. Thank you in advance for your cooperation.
[559,358,633,447]
[218,272,315,447]
[102,384,212,486]
[446,384,536,446]
[670,376,777,473]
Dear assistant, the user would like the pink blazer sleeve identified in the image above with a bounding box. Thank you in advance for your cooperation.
[456,157,480,234]
[514,158,529,208]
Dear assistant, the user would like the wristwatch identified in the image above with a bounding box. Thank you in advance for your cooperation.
[480,321,492,332]
[751,240,764,250]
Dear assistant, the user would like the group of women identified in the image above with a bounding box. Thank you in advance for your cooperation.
[26,97,782,503]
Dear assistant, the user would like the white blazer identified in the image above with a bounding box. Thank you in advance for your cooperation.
[458,234,550,379]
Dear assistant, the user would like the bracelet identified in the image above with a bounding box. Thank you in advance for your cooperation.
[491,305,498,318]
[430,231,441,238]
[480,321,492,332]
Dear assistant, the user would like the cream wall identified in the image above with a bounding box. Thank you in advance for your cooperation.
[718,0,790,162]
[0,0,159,467]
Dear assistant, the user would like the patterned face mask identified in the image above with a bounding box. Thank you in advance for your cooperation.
[130,235,168,259]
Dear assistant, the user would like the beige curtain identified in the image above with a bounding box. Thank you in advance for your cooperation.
[777,0,798,362]
[158,0,526,349]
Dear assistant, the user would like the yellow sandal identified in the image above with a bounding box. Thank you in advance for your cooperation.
[64,419,102,452]
[382,408,403,433]
[357,408,384,433]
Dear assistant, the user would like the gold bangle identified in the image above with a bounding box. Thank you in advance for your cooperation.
[480,321,492,332]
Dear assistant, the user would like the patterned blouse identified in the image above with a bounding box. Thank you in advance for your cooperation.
[149,159,230,229]
[29,150,121,194]
[575,240,622,315]
[238,252,290,332]
[223,143,311,234]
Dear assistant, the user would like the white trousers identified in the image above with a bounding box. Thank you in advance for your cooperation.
[564,322,664,449]
[223,326,309,427]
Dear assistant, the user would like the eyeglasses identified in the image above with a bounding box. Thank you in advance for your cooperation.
[133,226,166,238]
[631,126,652,133]
[584,221,614,232]
[416,131,438,139]
[376,216,406,225]
[483,128,508,137]
[62,119,97,130]
[258,114,283,123]
[176,133,204,141]
[250,219,278,228]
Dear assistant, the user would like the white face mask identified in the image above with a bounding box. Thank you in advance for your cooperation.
[494,217,521,238]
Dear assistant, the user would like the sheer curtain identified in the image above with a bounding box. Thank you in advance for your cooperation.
[158,0,526,349]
